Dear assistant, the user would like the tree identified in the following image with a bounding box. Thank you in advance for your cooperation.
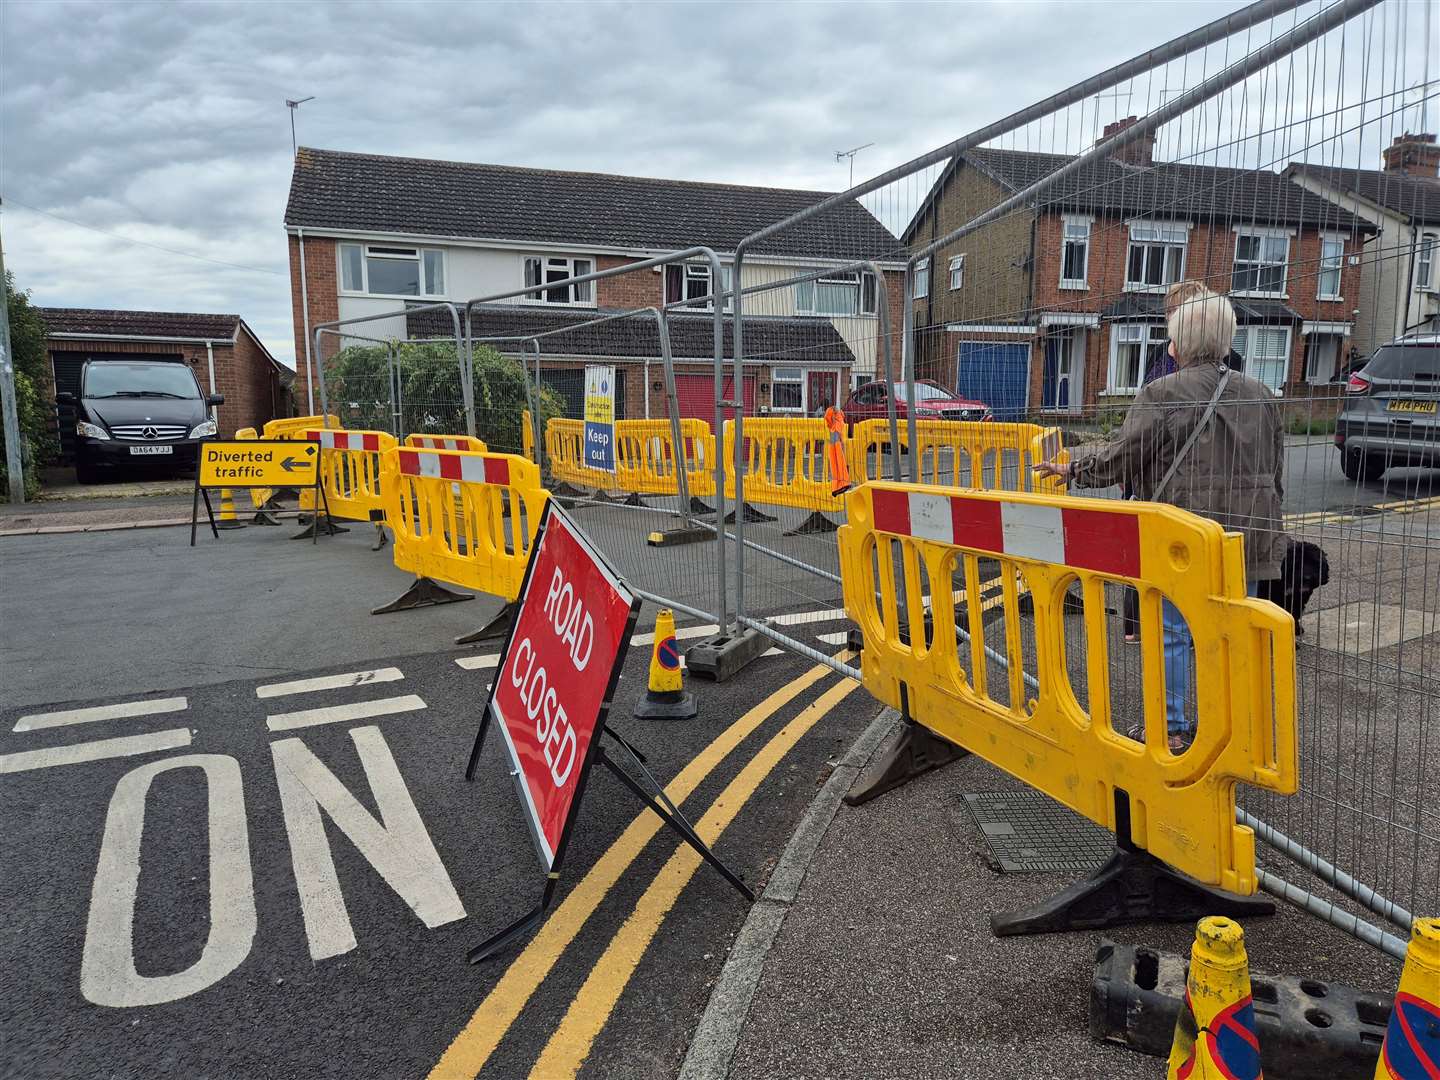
[1,271,56,499]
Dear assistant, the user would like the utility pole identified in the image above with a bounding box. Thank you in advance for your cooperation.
[835,143,875,188]
[0,207,27,503]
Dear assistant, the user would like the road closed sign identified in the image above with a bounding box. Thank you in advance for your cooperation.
[485,503,638,869]
[199,440,318,488]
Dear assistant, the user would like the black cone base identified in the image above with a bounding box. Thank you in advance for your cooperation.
[634,689,698,721]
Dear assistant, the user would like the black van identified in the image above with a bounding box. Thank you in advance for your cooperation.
[1334,334,1440,482]
[56,360,223,483]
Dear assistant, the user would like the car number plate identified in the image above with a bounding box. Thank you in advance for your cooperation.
[1387,399,1437,414]
[129,444,173,455]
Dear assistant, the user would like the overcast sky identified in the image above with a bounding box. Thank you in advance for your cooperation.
[2,0,1433,366]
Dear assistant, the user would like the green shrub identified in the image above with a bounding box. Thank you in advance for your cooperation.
[1,272,56,500]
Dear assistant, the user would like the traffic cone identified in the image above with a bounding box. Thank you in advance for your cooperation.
[1375,918,1439,1079]
[216,489,246,530]
[1167,917,1264,1080]
[634,609,697,720]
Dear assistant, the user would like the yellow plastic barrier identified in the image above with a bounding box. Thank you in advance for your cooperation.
[380,446,548,603]
[615,419,717,498]
[521,410,535,463]
[722,417,841,510]
[263,414,340,440]
[838,481,1297,895]
[848,418,1069,495]
[404,433,489,453]
[544,418,615,490]
[300,427,397,522]
[233,427,275,513]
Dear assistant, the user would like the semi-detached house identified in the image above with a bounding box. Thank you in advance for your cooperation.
[903,118,1371,419]
[284,148,905,423]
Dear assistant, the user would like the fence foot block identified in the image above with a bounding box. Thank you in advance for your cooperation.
[372,577,475,615]
[647,525,713,548]
[782,510,840,537]
[843,719,967,807]
[291,518,349,540]
[723,503,777,525]
[685,627,770,682]
[1089,938,1389,1078]
[456,602,517,645]
[992,844,1274,937]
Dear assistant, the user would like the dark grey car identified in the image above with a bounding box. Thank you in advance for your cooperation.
[1335,335,1440,482]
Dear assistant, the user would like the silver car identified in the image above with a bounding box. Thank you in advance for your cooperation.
[1335,334,1440,482]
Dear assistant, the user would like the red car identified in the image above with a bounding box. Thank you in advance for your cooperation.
[841,380,993,424]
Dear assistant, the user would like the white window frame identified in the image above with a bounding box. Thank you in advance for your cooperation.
[337,243,446,299]
[1303,332,1343,386]
[522,255,596,306]
[1106,322,1167,394]
[1059,214,1091,290]
[1417,232,1438,293]
[913,257,930,300]
[948,254,965,291]
[1124,220,1188,293]
[1231,226,1292,298]
[770,366,804,412]
[665,261,732,311]
[1317,233,1345,301]
[795,269,878,317]
[1232,324,1293,395]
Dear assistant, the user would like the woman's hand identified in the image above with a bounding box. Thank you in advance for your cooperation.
[1032,460,1071,481]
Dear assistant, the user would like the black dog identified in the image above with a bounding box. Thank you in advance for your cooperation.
[1256,539,1329,635]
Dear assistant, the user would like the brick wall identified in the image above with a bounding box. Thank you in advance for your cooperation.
[595,255,661,308]
[289,233,339,417]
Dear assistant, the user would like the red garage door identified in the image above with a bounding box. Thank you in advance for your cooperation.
[674,374,757,422]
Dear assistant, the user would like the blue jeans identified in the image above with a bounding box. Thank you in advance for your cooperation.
[1163,581,1259,737]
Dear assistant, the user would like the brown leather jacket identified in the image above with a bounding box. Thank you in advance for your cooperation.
[1069,361,1285,580]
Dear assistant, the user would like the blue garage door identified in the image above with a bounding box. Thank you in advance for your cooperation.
[955,340,1030,421]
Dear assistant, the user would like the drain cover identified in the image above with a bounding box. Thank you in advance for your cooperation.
[963,791,1115,873]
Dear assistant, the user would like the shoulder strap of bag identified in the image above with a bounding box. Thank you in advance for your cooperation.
[1151,366,1233,501]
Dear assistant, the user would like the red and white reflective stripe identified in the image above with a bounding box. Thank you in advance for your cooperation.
[305,430,381,452]
[396,449,511,487]
[870,488,1141,578]
[409,436,471,451]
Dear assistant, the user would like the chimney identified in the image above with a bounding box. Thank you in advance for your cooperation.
[1381,132,1440,177]
[1099,116,1155,168]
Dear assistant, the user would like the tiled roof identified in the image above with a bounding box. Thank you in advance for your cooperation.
[285,147,902,261]
[909,147,1368,236]
[1100,294,1299,323]
[405,304,856,363]
[1287,163,1440,224]
[38,307,241,340]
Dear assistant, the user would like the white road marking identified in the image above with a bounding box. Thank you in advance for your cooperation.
[265,695,426,733]
[13,697,188,733]
[770,608,848,626]
[455,654,500,671]
[272,726,466,962]
[0,728,193,774]
[255,668,404,699]
[629,623,720,647]
[81,754,255,1007]
[816,632,850,646]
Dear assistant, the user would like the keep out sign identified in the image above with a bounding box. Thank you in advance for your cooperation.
[487,504,637,868]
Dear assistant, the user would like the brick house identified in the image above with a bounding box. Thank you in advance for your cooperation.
[902,118,1371,419]
[38,308,289,453]
[1285,132,1440,356]
[282,147,905,425]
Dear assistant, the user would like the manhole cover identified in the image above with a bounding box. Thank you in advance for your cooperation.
[962,791,1114,873]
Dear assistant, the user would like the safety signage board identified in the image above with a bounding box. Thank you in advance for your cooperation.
[198,440,319,488]
[582,364,616,473]
[484,502,638,869]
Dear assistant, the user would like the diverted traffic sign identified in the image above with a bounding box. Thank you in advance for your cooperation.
[199,440,318,488]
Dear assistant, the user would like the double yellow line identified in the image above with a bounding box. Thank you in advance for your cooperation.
[1285,493,1440,527]
[430,654,859,1080]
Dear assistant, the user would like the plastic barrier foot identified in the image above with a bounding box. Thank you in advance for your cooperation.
[647,525,714,548]
[291,517,350,540]
[846,627,865,653]
[783,510,840,536]
[371,576,475,615]
[843,714,968,806]
[1090,938,1390,1079]
[689,496,715,516]
[622,492,648,508]
[723,503,777,525]
[455,602,517,646]
[249,511,283,526]
[685,627,770,682]
[991,839,1274,938]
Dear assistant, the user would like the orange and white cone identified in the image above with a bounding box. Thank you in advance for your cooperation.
[1374,918,1439,1079]
[216,489,246,530]
[634,609,697,721]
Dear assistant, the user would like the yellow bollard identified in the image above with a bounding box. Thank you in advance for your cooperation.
[634,609,697,721]
[1168,917,1263,1080]
[1375,918,1439,1079]
[215,489,246,530]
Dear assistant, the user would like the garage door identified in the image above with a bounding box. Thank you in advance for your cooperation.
[955,341,1030,421]
[674,374,756,422]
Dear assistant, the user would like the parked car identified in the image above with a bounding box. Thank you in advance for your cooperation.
[56,360,222,483]
[1334,334,1440,482]
[841,380,992,425]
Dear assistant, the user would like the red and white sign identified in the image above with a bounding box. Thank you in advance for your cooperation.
[397,448,511,486]
[306,429,383,451]
[870,487,1142,579]
[488,505,637,868]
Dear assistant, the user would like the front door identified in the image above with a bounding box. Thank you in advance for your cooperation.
[806,370,840,416]
[1041,330,1084,413]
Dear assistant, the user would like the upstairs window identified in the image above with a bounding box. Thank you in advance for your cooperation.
[913,257,930,300]
[796,269,878,317]
[1125,221,1187,291]
[1317,236,1345,300]
[1418,233,1437,292]
[524,256,594,304]
[338,243,445,297]
[1060,216,1091,288]
[665,262,732,310]
[949,254,965,291]
[1232,231,1289,295]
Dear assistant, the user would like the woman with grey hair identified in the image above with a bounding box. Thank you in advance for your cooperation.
[1034,285,1284,753]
